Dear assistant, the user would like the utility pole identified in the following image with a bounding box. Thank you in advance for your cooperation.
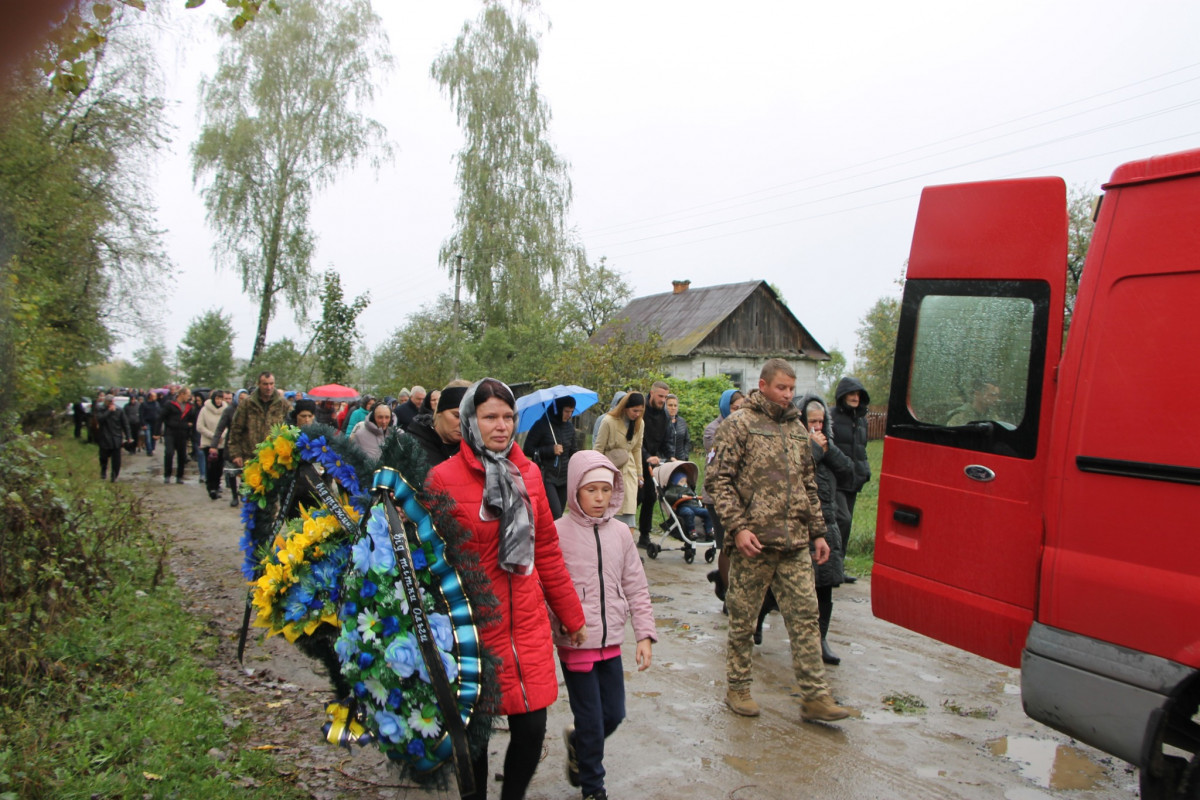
[452,253,463,378]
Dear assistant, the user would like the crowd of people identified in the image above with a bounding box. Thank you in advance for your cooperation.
[77,364,873,800]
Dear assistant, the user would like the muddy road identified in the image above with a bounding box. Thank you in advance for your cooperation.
[124,453,1138,799]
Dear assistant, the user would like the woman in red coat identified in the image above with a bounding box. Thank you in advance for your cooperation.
[427,378,586,800]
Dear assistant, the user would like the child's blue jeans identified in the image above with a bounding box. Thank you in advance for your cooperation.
[677,504,712,535]
[562,654,625,797]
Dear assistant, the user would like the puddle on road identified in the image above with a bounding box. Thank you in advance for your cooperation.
[987,736,1105,790]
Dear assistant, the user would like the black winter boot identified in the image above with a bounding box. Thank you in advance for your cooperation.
[817,586,840,665]
[707,569,726,602]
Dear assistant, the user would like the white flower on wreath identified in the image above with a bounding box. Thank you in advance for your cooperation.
[409,707,442,738]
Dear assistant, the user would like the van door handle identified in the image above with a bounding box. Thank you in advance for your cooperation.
[893,509,921,526]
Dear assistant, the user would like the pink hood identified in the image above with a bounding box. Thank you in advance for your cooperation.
[566,449,624,523]
[552,450,656,650]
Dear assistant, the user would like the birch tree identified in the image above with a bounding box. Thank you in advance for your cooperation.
[432,3,580,329]
[192,0,390,364]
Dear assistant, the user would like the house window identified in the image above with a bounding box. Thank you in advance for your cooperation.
[723,370,743,388]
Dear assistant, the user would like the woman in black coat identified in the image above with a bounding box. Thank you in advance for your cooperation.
[160,388,197,485]
[799,392,856,665]
[828,376,871,581]
[520,396,577,519]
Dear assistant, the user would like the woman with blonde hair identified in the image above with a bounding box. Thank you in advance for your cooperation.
[592,391,645,529]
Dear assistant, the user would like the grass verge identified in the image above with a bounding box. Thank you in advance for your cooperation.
[0,434,306,800]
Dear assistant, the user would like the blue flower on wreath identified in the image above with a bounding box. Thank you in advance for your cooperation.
[407,739,425,756]
[384,634,421,679]
[387,687,405,709]
[411,548,428,570]
[428,613,454,653]
[352,507,396,575]
[437,648,459,683]
[297,433,326,462]
[334,628,362,662]
[381,615,400,638]
[374,710,407,744]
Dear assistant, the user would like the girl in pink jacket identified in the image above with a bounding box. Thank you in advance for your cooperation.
[552,450,657,800]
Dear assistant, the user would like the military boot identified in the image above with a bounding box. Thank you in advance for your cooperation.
[801,694,850,722]
[725,688,760,717]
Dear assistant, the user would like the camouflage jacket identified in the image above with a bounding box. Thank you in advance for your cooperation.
[228,391,290,463]
[710,389,827,553]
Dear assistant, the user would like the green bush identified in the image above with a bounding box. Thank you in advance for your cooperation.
[663,375,736,454]
[0,432,302,799]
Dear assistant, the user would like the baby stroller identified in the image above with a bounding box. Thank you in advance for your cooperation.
[646,461,716,564]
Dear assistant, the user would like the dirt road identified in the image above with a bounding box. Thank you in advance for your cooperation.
[124,453,1139,799]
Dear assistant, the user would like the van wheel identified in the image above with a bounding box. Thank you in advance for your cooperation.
[1140,755,1188,800]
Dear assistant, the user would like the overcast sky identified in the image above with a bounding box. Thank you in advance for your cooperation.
[134,0,1200,377]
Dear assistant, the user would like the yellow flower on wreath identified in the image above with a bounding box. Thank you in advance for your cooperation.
[274,435,295,468]
[244,461,265,492]
[259,446,278,475]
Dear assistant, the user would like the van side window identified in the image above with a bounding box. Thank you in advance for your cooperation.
[909,295,1034,428]
[887,279,1051,459]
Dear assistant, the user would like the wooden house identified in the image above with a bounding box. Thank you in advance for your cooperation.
[591,279,830,391]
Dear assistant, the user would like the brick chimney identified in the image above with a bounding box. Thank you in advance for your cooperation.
[672,280,691,294]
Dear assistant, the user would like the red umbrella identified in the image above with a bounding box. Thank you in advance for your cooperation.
[307,383,360,401]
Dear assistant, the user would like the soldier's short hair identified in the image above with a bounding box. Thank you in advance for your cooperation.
[760,358,795,383]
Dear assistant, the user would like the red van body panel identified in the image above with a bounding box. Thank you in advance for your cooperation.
[1040,152,1200,669]
[871,178,1066,668]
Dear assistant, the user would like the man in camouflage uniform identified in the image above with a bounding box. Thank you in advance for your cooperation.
[228,372,290,467]
[710,358,851,722]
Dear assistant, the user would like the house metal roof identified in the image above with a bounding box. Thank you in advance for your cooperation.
[593,280,829,360]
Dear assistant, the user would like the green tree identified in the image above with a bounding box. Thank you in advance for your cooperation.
[192,0,391,364]
[367,295,481,394]
[432,3,580,329]
[1065,184,1096,332]
[817,347,847,400]
[0,8,167,424]
[250,338,312,392]
[176,309,235,387]
[121,342,173,388]
[541,327,665,411]
[313,270,368,384]
[854,274,904,407]
[556,256,633,338]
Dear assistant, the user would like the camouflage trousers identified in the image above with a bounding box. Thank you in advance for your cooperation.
[726,547,828,701]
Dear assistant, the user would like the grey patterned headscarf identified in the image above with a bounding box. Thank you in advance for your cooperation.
[459,378,535,575]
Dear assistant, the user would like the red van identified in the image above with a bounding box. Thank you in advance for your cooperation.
[871,148,1200,799]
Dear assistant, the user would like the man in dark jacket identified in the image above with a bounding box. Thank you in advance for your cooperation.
[828,376,871,581]
[140,390,161,456]
[96,397,131,482]
[637,381,672,548]
[228,373,290,466]
[394,385,426,431]
[72,399,87,439]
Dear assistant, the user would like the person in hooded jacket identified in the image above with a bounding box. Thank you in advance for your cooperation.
[349,401,392,461]
[426,378,586,800]
[828,376,871,582]
[552,450,657,800]
[798,392,856,665]
[703,389,744,601]
[522,396,578,519]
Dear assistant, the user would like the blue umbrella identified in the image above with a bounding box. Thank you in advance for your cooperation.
[515,384,599,435]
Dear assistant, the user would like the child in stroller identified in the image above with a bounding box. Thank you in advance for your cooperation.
[663,469,713,542]
[647,461,717,564]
